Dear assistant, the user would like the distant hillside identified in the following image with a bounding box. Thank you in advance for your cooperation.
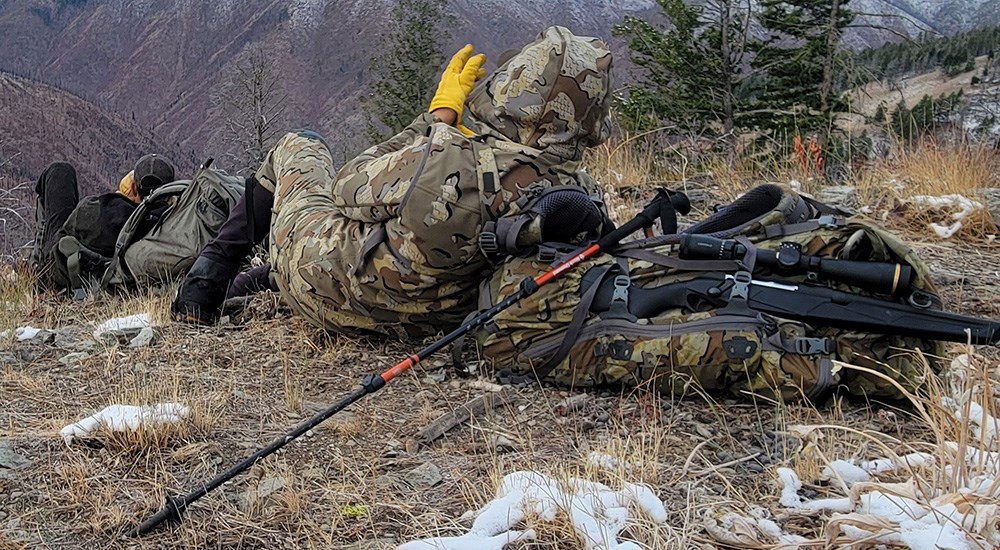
[0,71,194,258]
[0,71,194,192]
[0,0,660,164]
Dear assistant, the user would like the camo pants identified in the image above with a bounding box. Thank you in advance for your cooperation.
[254,132,476,337]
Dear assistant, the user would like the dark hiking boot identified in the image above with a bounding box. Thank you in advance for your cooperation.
[226,263,274,300]
[171,256,239,325]
[171,176,273,324]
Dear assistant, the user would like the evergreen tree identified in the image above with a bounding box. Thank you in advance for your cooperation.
[748,0,854,139]
[364,0,450,142]
[613,0,755,134]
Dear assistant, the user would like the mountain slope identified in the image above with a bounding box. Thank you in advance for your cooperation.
[0,70,194,256]
[0,0,657,164]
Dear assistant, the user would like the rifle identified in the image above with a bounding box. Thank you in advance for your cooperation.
[589,272,1000,345]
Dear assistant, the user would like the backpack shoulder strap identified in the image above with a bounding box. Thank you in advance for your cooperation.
[99,181,189,289]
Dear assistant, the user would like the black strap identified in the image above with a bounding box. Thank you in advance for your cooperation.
[616,248,740,272]
[352,224,389,276]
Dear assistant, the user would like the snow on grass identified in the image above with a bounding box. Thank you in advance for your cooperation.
[401,471,666,550]
[92,313,152,339]
[766,439,1000,549]
[59,403,190,445]
[909,194,985,239]
[0,325,42,341]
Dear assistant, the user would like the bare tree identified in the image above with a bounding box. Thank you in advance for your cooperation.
[210,45,289,174]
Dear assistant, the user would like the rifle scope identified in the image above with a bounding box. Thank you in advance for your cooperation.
[679,234,913,297]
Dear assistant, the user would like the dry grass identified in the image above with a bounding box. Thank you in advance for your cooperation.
[855,139,1000,241]
[3,140,1000,549]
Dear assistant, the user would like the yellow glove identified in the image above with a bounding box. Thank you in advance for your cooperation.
[429,44,487,123]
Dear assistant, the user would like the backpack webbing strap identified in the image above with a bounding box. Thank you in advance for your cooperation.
[764,215,847,239]
[496,264,617,386]
[58,237,86,300]
[765,332,836,399]
[802,195,854,217]
[451,272,500,373]
[616,248,740,272]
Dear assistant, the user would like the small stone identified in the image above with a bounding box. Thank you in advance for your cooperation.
[240,476,286,509]
[387,462,443,490]
[128,327,156,348]
[58,352,90,366]
[0,443,29,477]
[423,371,447,383]
[9,491,23,499]
[489,434,518,453]
[595,412,610,424]
[745,462,765,474]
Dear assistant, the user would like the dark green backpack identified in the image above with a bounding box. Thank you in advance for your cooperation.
[472,184,944,402]
[101,163,244,289]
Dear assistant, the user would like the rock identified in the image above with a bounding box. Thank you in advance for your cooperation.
[52,327,85,349]
[977,188,1000,226]
[128,327,156,348]
[58,352,90,366]
[815,186,858,210]
[378,462,443,490]
[402,462,442,489]
[0,353,17,365]
[0,440,32,480]
[96,329,142,346]
[240,476,286,510]
[339,538,397,550]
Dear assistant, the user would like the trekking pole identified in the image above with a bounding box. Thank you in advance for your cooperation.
[127,189,687,537]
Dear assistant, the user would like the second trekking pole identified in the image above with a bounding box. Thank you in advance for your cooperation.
[127,188,688,537]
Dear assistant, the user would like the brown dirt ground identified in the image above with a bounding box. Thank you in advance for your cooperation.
[1,236,999,549]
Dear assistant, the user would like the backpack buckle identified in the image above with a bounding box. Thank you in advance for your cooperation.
[479,229,499,256]
[817,215,844,229]
[536,246,558,264]
[793,337,834,356]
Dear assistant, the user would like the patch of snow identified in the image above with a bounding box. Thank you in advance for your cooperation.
[396,530,536,550]
[859,491,928,521]
[0,326,43,341]
[909,194,984,239]
[93,313,152,338]
[777,468,802,507]
[822,460,871,488]
[402,471,666,550]
[801,497,855,513]
[60,403,190,446]
[861,452,935,474]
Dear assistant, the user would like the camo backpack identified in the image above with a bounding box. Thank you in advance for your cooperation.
[470,184,944,402]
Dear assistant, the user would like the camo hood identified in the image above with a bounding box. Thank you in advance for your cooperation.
[466,26,614,162]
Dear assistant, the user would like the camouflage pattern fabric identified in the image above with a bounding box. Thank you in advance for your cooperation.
[475,187,944,402]
[255,26,613,337]
[466,25,613,163]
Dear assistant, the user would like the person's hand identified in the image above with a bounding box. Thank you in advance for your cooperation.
[429,44,486,126]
